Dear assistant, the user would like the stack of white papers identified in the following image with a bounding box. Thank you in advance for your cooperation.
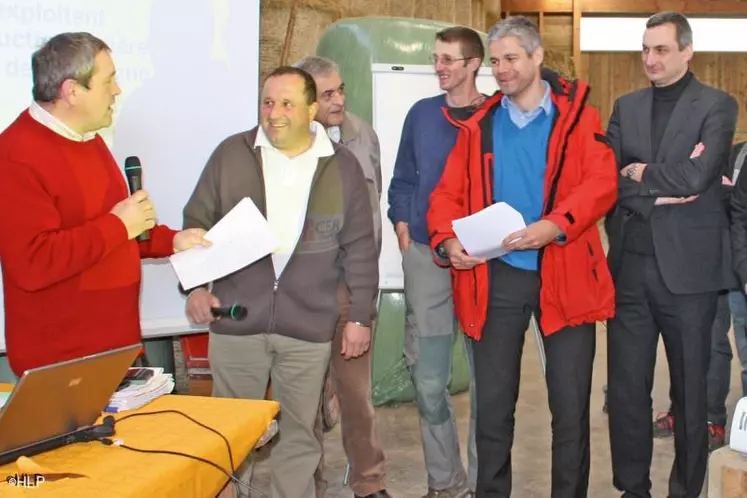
[169,197,278,290]
[451,202,527,259]
[105,368,174,413]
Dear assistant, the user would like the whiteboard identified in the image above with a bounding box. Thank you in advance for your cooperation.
[0,0,260,352]
[373,64,499,290]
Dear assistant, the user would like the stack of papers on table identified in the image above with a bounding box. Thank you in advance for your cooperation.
[105,368,174,413]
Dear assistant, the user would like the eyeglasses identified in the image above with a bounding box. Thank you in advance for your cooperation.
[430,55,472,66]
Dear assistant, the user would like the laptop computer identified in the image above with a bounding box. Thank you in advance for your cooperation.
[0,344,141,465]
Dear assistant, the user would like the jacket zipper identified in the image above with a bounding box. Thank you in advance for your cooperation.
[465,122,480,311]
[252,148,275,336]
[442,106,482,323]
[537,83,590,325]
[265,159,330,335]
[542,89,589,219]
[536,108,562,329]
[475,105,497,315]
[456,112,481,322]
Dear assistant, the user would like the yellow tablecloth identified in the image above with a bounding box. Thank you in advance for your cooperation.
[0,384,279,498]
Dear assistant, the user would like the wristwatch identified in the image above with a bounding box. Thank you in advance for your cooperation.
[436,242,448,260]
[625,163,640,178]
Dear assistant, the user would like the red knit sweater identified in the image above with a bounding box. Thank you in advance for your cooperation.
[0,110,176,376]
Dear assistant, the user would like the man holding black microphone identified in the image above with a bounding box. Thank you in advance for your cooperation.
[183,66,378,498]
[0,32,209,377]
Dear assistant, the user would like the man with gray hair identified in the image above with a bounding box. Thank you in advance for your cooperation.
[293,54,390,498]
[604,11,738,498]
[427,16,617,497]
[0,32,209,376]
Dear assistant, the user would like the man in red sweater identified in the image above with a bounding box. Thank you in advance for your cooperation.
[0,32,209,376]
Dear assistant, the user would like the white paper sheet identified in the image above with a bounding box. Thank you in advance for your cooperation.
[169,197,278,289]
[451,202,527,259]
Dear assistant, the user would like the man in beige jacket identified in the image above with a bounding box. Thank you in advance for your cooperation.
[294,55,389,498]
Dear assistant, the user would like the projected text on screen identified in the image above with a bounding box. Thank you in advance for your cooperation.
[0,1,152,85]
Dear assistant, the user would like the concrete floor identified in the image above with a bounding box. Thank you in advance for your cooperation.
[252,323,744,497]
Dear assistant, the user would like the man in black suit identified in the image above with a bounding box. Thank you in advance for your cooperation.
[604,11,738,498]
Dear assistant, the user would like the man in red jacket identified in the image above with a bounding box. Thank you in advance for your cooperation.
[427,16,617,497]
[0,32,209,376]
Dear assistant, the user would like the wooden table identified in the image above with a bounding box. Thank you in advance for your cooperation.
[0,385,279,498]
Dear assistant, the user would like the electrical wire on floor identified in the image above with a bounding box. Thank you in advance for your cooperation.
[97,409,270,498]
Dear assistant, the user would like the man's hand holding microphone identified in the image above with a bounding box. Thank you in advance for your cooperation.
[186,288,221,325]
[110,189,156,240]
[119,155,210,250]
[109,189,211,251]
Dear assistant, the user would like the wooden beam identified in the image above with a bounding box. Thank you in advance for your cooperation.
[280,0,300,66]
[484,0,502,17]
[538,11,545,35]
[572,0,582,79]
[504,0,570,13]
[504,0,747,14]
[473,0,486,31]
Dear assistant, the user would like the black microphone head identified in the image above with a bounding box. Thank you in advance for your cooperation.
[230,305,248,320]
[124,156,141,171]
[210,304,248,320]
[124,156,144,195]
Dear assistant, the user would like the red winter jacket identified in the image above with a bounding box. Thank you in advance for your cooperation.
[427,70,618,340]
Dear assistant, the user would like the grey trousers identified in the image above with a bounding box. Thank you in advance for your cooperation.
[208,332,331,498]
[402,242,477,491]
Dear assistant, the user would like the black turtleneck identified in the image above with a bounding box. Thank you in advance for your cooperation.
[624,70,693,255]
[651,70,693,159]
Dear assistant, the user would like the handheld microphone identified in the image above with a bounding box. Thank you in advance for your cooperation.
[210,304,248,321]
[124,156,150,241]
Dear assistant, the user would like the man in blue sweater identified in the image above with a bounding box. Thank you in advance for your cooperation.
[428,16,616,497]
[387,26,486,498]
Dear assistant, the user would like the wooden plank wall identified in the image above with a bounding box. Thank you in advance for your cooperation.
[583,52,747,139]
[523,14,747,140]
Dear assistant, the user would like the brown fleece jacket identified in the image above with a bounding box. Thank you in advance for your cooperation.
[182,127,379,343]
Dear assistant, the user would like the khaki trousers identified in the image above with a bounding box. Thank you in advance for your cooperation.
[209,332,331,498]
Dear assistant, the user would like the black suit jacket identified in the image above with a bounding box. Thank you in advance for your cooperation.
[605,76,738,294]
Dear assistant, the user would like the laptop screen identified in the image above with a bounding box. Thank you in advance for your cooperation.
[0,344,141,462]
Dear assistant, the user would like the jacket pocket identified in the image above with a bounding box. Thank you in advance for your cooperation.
[272,250,341,342]
[451,263,488,338]
[555,231,609,321]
